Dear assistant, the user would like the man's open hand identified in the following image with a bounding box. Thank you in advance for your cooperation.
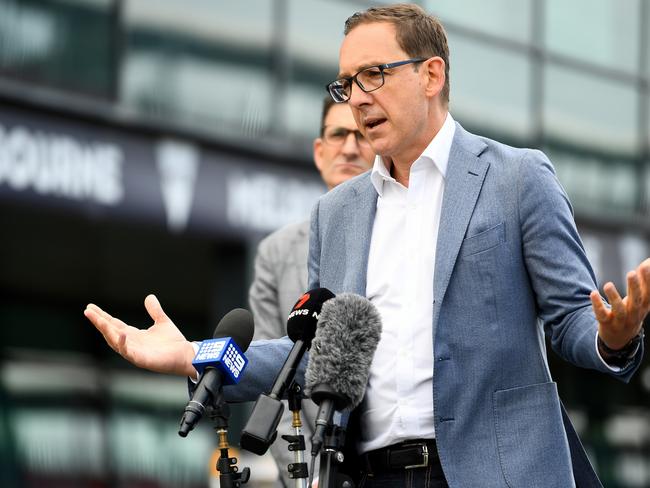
[591,258,649,350]
[84,294,197,377]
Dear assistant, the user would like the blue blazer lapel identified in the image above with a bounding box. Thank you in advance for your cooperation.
[342,175,377,295]
[434,124,490,305]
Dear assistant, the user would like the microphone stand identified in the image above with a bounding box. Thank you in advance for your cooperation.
[319,423,354,488]
[281,382,308,488]
[209,389,251,488]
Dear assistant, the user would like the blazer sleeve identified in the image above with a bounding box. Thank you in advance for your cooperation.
[518,150,643,380]
[249,234,285,341]
[307,199,322,290]
[222,337,302,402]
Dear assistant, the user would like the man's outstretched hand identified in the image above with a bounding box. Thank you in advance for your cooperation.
[591,258,649,351]
[84,294,197,378]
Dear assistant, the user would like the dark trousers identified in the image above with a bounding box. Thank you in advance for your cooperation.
[356,439,449,488]
[358,464,449,488]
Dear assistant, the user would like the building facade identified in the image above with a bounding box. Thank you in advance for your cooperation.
[0,1,648,487]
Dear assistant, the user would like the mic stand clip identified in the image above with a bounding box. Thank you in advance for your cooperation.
[209,390,251,488]
[281,382,308,487]
[319,424,354,488]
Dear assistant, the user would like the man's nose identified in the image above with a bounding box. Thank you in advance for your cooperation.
[341,132,362,155]
[348,82,372,108]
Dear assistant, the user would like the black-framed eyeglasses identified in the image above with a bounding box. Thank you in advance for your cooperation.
[321,126,371,147]
[326,58,427,103]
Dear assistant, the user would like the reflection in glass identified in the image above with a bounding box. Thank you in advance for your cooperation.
[647,2,650,76]
[122,54,272,138]
[545,0,640,73]
[0,0,115,96]
[547,146,637,213]
[544,64,639,155]
[108,411,214,483]
[13,409,105,478]
[285,84,328,142]
[286,0,349,139]
[646,160,650,214]
[121,0,274,139]
[619,234,649,286]
[424,0,533,44]
[447,33,532,140]
[647,94,650,150]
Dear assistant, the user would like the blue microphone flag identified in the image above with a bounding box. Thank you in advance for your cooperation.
[192,338,248,384]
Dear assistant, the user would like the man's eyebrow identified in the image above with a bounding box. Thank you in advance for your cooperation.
[337,61,385,79]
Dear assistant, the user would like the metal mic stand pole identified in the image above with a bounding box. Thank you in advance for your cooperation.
[209,389,250,488]
[319,423,354,488]
[281,382,308,488]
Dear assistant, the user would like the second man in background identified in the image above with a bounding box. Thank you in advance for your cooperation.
[249,97,374,487]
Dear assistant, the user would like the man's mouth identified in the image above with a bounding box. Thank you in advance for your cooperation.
[365,117,386,130]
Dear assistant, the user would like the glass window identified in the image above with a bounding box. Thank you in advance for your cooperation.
[0,0,115,97]
[646,158,650,213]
[424,0,533,44]
[647,94,650,149]
[4,401,217,486]
[547,147,638,214]
[543,64,639,156]
[447,33,533,140]
[647,3,650,76]
[121,0,274,140]
[285,0,349,140]
[545,0,640,73]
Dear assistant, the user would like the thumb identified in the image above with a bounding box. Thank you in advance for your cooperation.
[144,294,170,323]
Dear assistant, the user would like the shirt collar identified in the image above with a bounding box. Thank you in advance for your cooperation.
[371,112,456,196]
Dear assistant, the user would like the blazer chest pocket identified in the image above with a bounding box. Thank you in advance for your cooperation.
[459,221,505,258]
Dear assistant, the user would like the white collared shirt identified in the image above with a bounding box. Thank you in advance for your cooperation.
[360,112,456,454]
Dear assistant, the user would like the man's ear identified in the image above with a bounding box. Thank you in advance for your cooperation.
[423,56,445,98]
[313,138,325,173]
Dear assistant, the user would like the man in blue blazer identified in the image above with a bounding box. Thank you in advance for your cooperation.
[85,4,648,487]
[303,5,646,486]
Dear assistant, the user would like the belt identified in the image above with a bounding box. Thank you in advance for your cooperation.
[362,439,439,474]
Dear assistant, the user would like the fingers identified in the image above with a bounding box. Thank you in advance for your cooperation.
[116,331,138,364]
[144,294,170,323]
[85,304,126,330]
[602,282,625,318]
[590,290,610,324]
[637,259,650,306]
[627,271,643,314]
[84,304,127,351]
[596,273,647,349]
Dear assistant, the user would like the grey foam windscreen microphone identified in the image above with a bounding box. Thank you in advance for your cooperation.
[305,293,382,456]
[239,288,335,455]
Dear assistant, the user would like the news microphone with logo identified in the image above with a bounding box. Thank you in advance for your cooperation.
[305,293,382,457]
[178,308,254,437]
[240,288,335,455]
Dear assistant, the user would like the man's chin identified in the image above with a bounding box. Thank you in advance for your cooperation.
[337,167,365,178]
[330,170,363,188]
[366,139,390,157]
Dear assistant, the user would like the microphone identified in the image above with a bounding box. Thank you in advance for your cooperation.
[178,308,254,437]
[305,293,382,457]
[240,288,335,455]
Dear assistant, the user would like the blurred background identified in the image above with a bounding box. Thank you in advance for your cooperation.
[0,0,648,487]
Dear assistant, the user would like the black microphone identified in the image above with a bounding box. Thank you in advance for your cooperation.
[305,293,382,457]
[240,288,335,455]
[178,308,254,437]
